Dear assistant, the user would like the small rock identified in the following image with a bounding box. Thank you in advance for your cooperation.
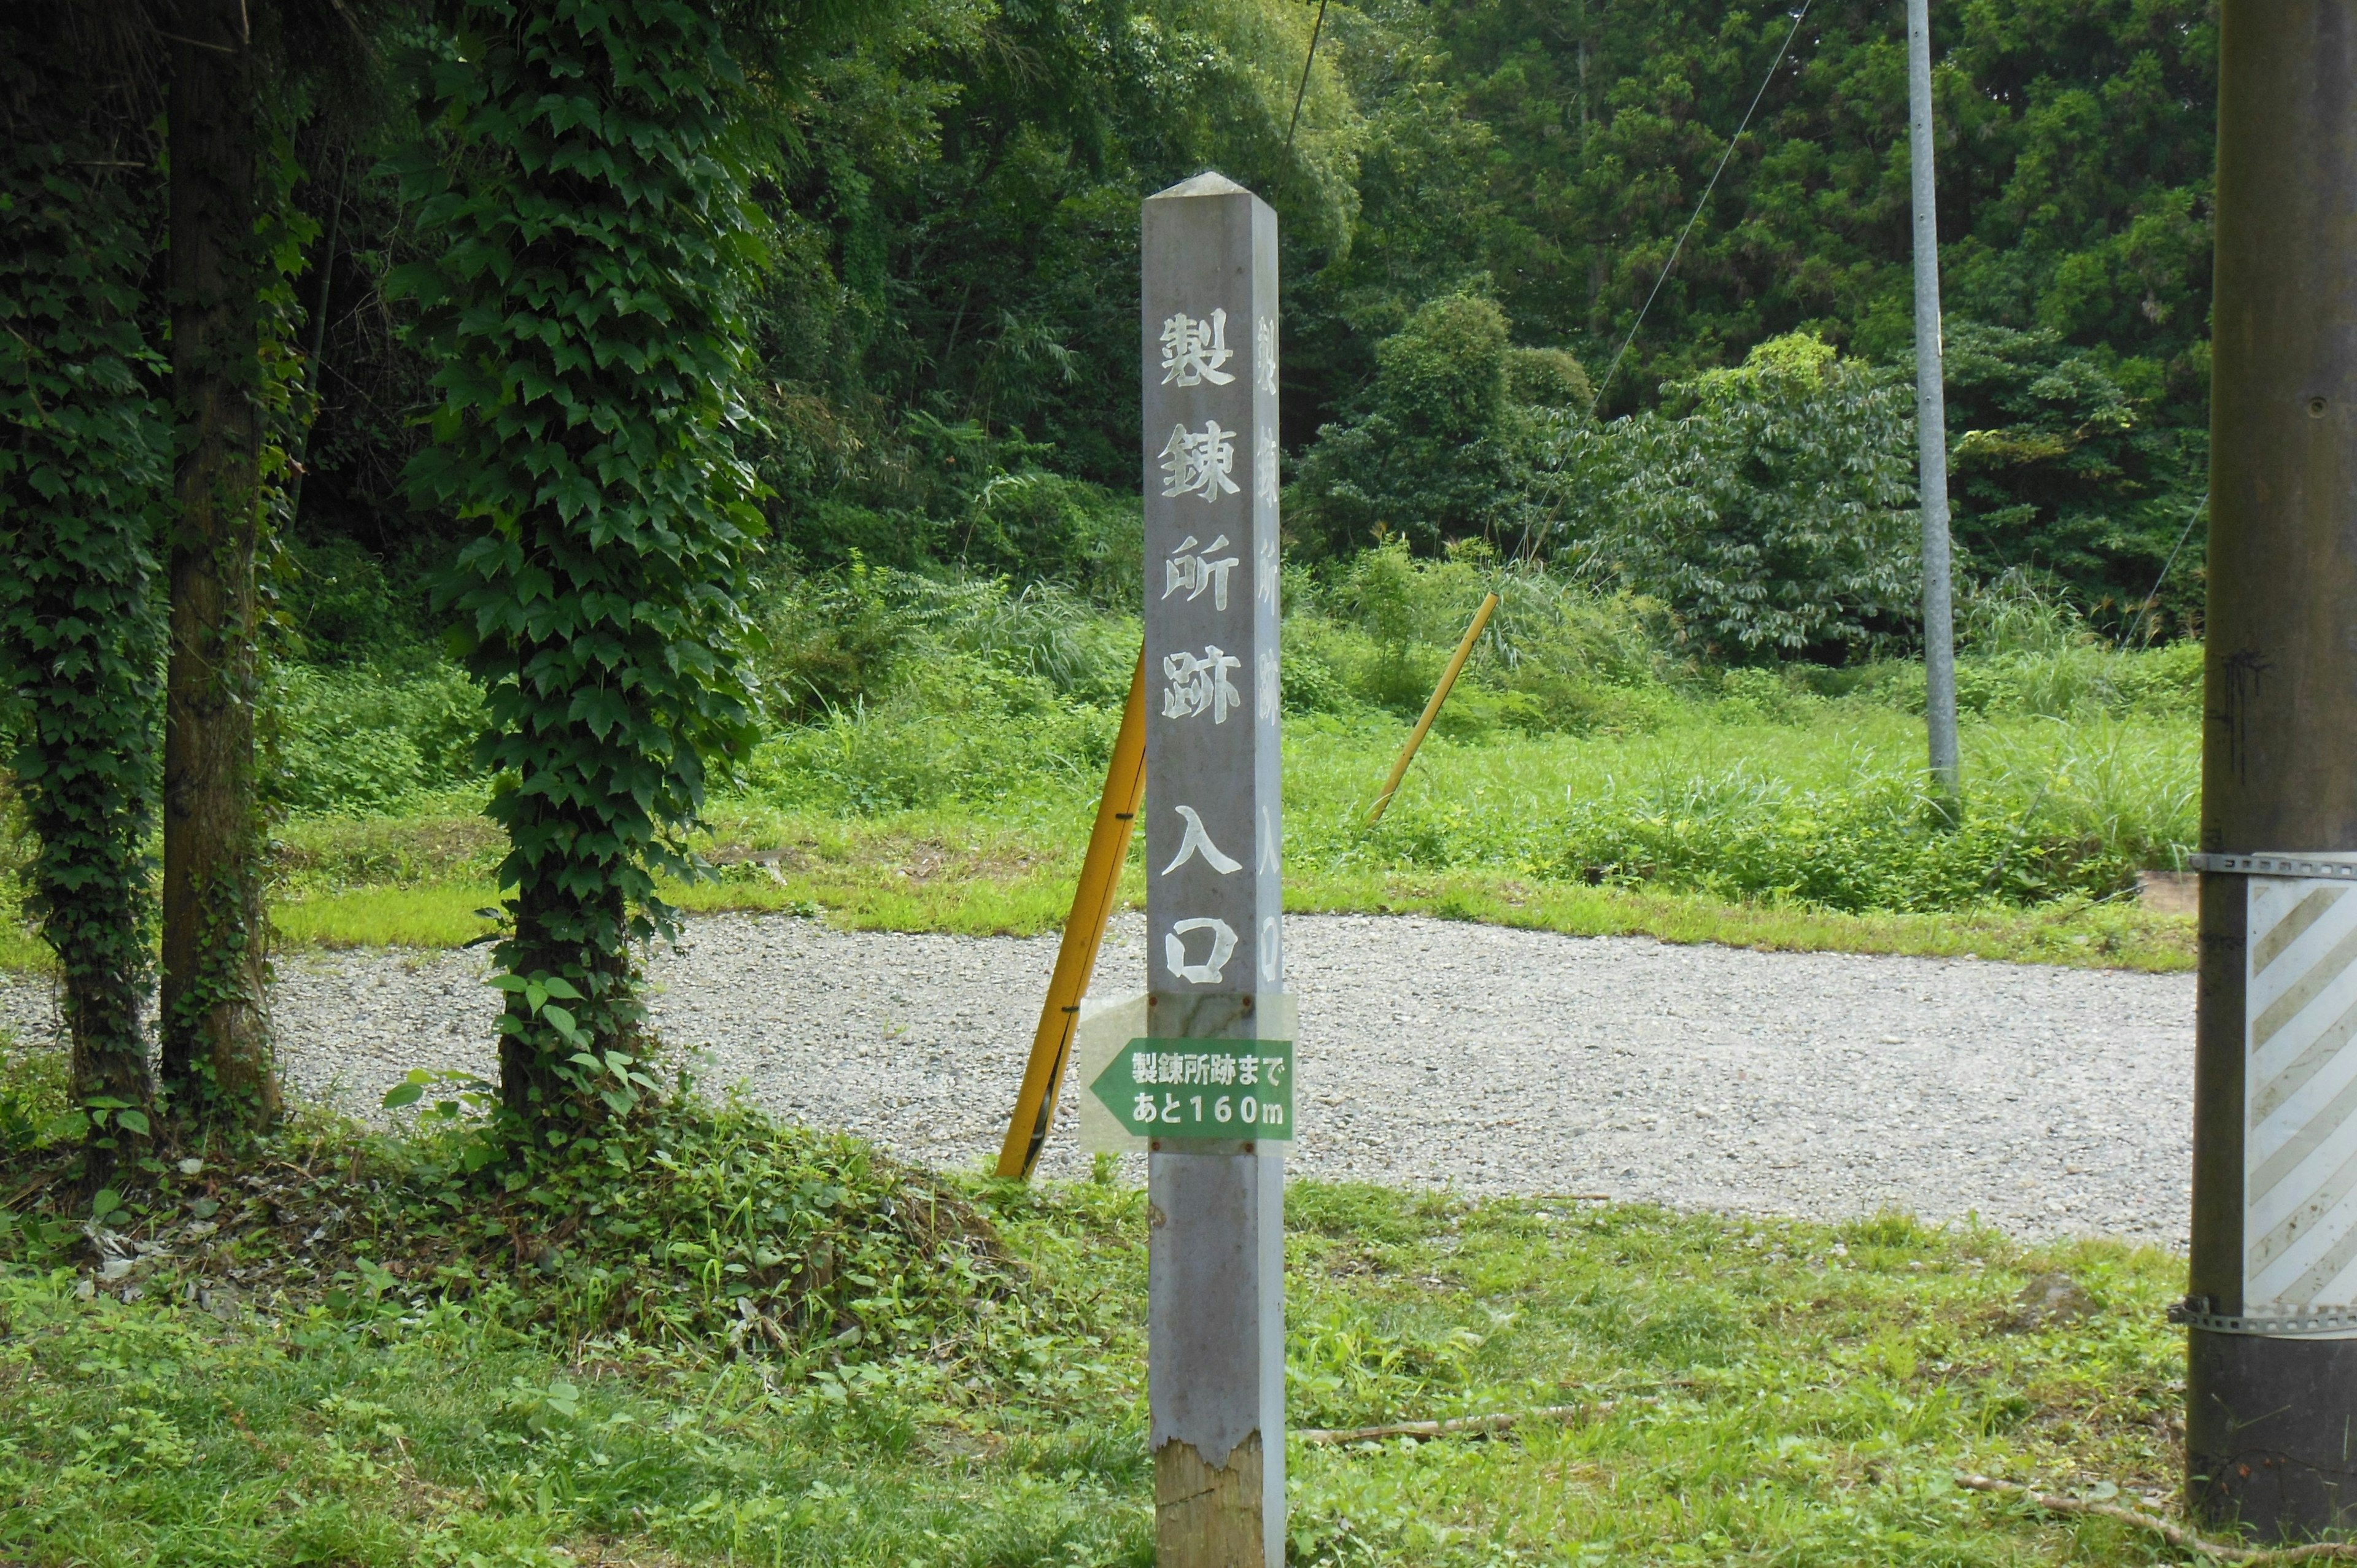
[2007,1272,2096,1330]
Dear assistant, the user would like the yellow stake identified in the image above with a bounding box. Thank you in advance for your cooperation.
[1366,591,1498,826]
[995,651,1148,1180]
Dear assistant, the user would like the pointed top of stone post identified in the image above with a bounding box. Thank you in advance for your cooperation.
[1151,169,1249,200]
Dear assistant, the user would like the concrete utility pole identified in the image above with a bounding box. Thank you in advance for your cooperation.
[2183,1,2357,1540]
[1140,171,1288,1567]
[1906,0,1960,803]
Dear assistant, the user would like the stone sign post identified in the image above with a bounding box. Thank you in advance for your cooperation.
[1139,169,1287,1567]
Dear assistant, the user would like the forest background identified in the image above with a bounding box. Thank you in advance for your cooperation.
[0,0,2220,1138]
[258,0,2213,937]
[297,0,2215,635]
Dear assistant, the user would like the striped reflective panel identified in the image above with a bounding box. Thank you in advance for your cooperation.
[2245,876,2357,1308]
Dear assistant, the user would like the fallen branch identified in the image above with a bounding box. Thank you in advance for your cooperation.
[1957,1474,2357,1562]
[1298,1400,1627,1446]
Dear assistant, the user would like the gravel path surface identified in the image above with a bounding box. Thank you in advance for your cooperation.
[0,913,2194,1245]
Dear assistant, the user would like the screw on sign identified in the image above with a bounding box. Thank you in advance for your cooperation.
[1139,170,1288,1568]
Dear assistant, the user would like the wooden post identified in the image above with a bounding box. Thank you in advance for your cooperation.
[2183,1,2357,1539]
[1141,171,1285,1567]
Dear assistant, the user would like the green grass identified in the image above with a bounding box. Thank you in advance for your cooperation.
[0,1099,2197,1567]
[257,701,2199,971]
[107,562,2178,974]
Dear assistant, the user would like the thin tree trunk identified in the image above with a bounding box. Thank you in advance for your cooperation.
[160,0,277,1129]
[498,860,635,1121]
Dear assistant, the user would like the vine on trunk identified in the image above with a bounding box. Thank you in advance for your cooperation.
[0,137,170,1165]
[395,0,766,1151]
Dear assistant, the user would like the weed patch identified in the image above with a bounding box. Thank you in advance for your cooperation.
[1,1108,2201,1567]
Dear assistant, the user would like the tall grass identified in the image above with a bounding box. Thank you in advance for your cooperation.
[244,555,2200,919]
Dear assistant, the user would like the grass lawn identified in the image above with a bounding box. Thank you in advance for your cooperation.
[267,801,2196,971]
[2,1129,2192,1567]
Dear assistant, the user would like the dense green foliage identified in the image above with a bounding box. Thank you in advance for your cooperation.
[0,87,168,1143]
[1548,333,1919,657]
[395,0,770,1137]
[1292,293,1560,554]
[266,0,2218,640]
[1300,0,2214,625]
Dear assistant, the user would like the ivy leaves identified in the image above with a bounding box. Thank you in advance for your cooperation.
[393,0,767,1148]
[0,139,169,1132]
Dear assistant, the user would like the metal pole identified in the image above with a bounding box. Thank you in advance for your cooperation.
[995,651,1148,1180]
[1141,171,1287,1567]
[2185,0,2357,1539]
[1906,0,1960,803]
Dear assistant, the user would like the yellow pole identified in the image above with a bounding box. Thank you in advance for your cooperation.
[1366,591,1498,826]
[995,651,1149,1179]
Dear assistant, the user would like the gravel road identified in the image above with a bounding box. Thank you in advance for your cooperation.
[0,913,2194,1245]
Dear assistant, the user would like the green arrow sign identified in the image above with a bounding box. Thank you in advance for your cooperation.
[1087,1036,1294,1143]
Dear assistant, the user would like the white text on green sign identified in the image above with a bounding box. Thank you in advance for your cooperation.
[1088,1037,1293,1141]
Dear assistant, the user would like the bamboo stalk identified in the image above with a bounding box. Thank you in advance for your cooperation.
[1366,591,1499,826]
[994,652,1148,1180]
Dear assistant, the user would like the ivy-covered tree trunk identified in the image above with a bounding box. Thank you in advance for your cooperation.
[160,1,279,1130]
[398,0,764,1149]
[0,135,169,1165]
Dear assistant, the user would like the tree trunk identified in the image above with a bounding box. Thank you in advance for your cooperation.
[498,861,635,1122]
[160,0,277,1130]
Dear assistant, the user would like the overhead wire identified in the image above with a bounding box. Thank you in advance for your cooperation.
[1507,0,1817,576]
[2115,492,2208,650]
[1582,1,1815,420]
[1284,0,1331,160]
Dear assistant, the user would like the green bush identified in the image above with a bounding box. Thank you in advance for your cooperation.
[1549,769,2137,911]
[743,655,1121,815]
[1292,294,1567,555]
[956,471,1139,603]
[281,537,437,664]
[1280,543,1688,733]
[748,565,1135,725]
[266,661,487,816]
[1546,333,1918,658]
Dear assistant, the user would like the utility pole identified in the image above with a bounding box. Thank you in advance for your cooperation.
[1906,0,1960,804]
[1140,171,1288,1567]
[2182,1,2357,1540]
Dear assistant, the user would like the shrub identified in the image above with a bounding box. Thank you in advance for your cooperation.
[1291,293,1536,554]
[266,661,488,816]
[1546,333,1918,658]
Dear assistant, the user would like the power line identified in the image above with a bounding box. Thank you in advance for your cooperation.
[2115,492,2208,649]
[1583,0,1815,420]
[1284,0,1331,159]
